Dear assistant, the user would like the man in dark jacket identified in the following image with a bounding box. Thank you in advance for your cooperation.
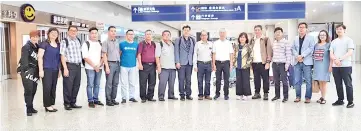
[18,30,40,116]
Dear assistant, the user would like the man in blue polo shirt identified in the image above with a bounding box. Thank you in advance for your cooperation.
[120,29,139,104]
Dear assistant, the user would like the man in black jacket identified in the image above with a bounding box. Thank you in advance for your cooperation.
[18,30,40,116]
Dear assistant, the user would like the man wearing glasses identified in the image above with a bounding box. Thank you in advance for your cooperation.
[60,25,83,110]
[193,30,213,100]
[120,30,139,104]
[292,22,315,103]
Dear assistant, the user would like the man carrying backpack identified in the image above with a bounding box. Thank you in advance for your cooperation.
[82,27,104,108]
[175,25,196,101]
[137,30,157,103]
[60,25,83,110]
[156,30,178,101]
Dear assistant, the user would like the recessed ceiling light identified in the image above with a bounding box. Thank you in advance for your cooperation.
[331,2,335,5]
[313,9,316,12]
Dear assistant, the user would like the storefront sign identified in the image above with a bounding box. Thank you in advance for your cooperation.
[20,3,36,22]
[1,10,18,20]
[69,21,89,28]
[51,15,68,25]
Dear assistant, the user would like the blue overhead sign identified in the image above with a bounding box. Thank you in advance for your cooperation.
[248,2,306,20]
[189,4,245,21]
[131,5,187,21]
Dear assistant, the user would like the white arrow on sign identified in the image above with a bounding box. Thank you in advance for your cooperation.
[191,15,195,20]
[191,7,195,11]
[133,8,138,13]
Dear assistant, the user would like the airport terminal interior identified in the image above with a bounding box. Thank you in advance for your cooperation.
[1,1,361,130]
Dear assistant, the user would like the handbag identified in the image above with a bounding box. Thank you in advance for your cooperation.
[312,80,320,93]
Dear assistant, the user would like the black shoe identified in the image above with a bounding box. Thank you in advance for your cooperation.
[121,99,126,104]
[106,102,114,106]
[94,101,104,106]
[129,98,138,102]
[263,93,269,100]
[45,107,57,112]
[332,100,345,106]
[64,105,72,110]
[88,102,95,108]
[141,99,147,103]
[168,97,178,100]
[347,102,354,108]
[148,98,156,102]
[159,98,165,101]
[186,96,193,100]
[26,108,33,116]
[180,96,185,101]
[282,98,288,103]
[252,93,261,99]
[27,113,32,116]
[224,96,229,100]
[271,96,280,101]
[31,108,38,113]
[112,100,120,105]
[70,104,82,108]
[213,95,220,100]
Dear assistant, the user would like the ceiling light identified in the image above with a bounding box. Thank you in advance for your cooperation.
[305,12,308,15]
[331,2,335,5]
[313,9,316,12]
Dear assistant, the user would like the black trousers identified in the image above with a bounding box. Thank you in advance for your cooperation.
[42,69,59,107]
[272,63,289,98]
[333,67,353,102]
[139,63,156,100]
[236,68,251,96]
[215,61,230,97]
[252,63,269,94]
[62,63,81,105]
[21,68,39,108]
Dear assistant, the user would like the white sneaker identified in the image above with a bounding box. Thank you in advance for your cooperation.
[236,96,242,100]
[242,96,246,100]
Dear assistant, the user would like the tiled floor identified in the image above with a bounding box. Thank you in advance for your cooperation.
[1,64,361,131]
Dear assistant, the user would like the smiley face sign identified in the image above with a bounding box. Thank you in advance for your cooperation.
[20,4,35,22]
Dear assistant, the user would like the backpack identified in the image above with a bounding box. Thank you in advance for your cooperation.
[64,38,86,66]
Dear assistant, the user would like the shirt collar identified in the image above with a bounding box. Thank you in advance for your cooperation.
[274,38,286,43]
[200,40,209,44]
[108,38,116,42]
[162,40,171,45]
[253,35,264,40]
[68,36,76,41]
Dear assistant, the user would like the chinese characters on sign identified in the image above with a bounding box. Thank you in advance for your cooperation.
[1,10,18,20]
[51,15,68,25]
[189,4,245,21]
[131,5,187,21]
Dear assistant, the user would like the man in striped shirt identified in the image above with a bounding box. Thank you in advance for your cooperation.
[270,27,292,102]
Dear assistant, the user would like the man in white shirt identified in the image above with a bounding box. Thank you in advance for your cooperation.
[193,30,213,100]
[249,25,272,100]
[330,24,354,108]
[82,27,104,108]
[212,28,234,100]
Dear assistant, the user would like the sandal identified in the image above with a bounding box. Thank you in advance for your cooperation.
[320,98,326,104]
[317,97,323,103]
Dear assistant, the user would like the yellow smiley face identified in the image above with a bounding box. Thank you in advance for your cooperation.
[21,4,35,22]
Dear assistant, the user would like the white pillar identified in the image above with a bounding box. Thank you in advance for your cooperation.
[343,1,361,62]
[287,19,298,43]
[265,25,275,42]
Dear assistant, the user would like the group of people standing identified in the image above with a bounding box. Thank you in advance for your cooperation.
[18,22,354,116]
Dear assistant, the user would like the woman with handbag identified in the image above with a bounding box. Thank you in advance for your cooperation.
[233,32,253,100]
[313,30,332,104]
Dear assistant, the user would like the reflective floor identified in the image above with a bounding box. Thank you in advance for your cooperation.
[1,64,361,131]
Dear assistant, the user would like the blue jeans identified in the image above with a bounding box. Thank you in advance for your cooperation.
[178,65,193,97]
[85,69,102,102]
[294,62,312,99]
